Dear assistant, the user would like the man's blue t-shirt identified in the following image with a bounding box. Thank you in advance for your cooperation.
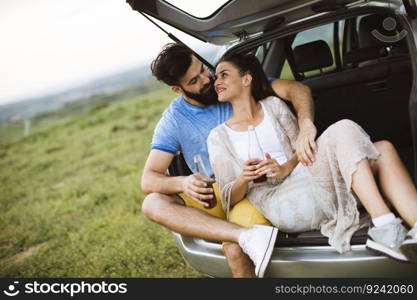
[151,95,232,175]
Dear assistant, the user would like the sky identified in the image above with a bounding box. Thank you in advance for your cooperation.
[0,0,226,105]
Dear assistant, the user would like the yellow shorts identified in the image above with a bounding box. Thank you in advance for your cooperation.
[179,183,271,228]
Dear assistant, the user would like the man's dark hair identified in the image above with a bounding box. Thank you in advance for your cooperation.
[151,43,193,86]
[217,52,277,102]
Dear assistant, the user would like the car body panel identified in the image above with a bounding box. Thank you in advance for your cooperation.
[173,233,417,277]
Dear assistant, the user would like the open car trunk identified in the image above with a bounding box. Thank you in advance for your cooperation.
[167,8,416,247]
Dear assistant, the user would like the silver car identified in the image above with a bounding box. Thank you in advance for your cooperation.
[128,0,417,277]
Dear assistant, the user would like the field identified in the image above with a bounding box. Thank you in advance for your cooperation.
[0,88,203,277]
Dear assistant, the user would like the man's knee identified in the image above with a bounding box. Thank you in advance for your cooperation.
[141,193,180,222]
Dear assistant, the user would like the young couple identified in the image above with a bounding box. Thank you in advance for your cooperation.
[141,43,417,278]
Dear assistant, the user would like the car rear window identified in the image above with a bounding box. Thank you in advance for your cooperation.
[164,0,231,18]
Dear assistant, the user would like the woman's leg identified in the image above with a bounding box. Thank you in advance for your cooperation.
[316,121,416,223]
[350,151,417,262]
[310,119,392,218]
[370,141,417,261]
[310,120,412,260]
[351,158,391,218]
[372,140,417,227]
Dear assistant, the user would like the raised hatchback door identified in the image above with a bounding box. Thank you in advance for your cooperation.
[126,0,361,45]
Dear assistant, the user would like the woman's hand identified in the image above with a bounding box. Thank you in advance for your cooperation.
[230,159,261,207]
[241,158,263,183]
[255,153,290,180]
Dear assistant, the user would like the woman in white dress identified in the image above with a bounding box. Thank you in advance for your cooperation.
[207,52,417,264]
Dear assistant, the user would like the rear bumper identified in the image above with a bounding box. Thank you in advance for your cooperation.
[172,232,417,278]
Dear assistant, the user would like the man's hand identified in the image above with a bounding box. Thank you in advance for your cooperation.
[271,79,317,165]
[182,173,214,207]
[296,119,318,166]
[255,153,289,179]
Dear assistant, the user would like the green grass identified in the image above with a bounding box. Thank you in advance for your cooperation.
[0,88,204,277]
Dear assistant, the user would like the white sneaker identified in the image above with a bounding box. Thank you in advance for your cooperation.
[238,225,278,277]
[400,224,417,263]
[366,218,408,262]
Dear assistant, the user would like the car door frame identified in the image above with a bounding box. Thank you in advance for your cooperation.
[403,0,417,19]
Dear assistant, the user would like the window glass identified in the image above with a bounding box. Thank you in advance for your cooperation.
[280,60,295,80]
[254,42,272,64]
[280,23,337,79]
[164,0,230,18]
[292,23,336,77]
[292,23,334,48]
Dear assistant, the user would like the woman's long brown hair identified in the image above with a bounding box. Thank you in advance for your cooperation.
[217,52,277,102]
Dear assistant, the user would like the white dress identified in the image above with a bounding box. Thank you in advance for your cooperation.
[224,101,316,232]
[207,96,380,253]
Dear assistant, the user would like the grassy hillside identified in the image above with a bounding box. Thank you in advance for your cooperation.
[0,88,203,277]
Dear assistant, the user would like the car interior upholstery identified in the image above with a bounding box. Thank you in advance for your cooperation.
[294,14,413,178]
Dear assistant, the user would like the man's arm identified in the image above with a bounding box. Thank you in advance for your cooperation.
[141,149,215,207]
[271,79,314,122]
[271,79,318,166]
[141,149,184,195]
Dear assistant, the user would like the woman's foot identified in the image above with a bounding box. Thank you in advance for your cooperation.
[366,218,408,262]
[400,224,417,263]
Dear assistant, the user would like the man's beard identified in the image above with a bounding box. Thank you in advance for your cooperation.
[182,79,219,106]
